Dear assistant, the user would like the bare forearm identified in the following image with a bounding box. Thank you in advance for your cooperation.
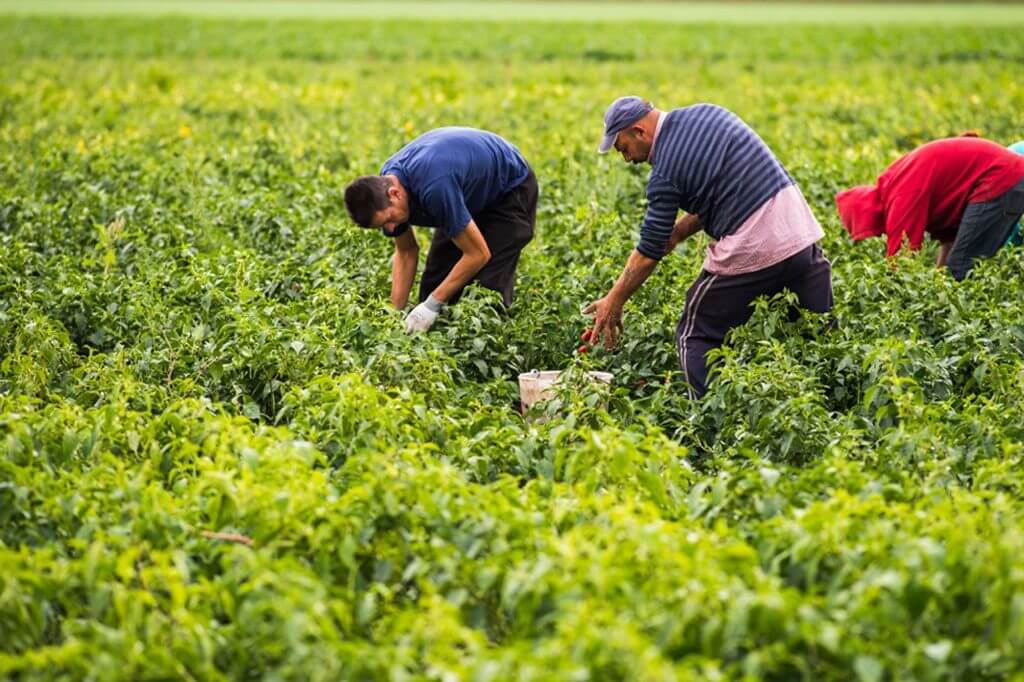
[674,213,703,242]
[390,250,419,309]
[936,242,953,267]
[665,213,703,255]
[430,254,488,303]
[608,250,658,306]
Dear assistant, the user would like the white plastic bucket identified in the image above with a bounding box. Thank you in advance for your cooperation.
[517,369,614,413]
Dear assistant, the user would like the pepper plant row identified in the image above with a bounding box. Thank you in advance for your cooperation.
[2,14,1023,681]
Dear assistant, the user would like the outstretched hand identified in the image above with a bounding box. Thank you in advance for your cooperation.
[582,296,624,350]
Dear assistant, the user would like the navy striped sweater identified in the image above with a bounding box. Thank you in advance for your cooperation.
[638,104,794,260]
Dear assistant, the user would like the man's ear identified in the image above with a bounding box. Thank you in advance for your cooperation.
[387,185,400,203]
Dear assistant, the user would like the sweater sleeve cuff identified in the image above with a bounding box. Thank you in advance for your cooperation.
[636,242,665,261]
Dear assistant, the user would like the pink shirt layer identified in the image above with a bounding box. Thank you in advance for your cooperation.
[702,183,824,275]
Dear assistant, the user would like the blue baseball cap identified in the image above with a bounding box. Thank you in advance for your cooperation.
[598,96,654,154]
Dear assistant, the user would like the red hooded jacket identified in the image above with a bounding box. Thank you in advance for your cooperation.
[836,137,1024,256]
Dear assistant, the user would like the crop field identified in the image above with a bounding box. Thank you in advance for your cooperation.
[6,1,1024,23]
[2,4,1024,680]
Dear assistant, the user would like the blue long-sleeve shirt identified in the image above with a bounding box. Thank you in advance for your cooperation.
[638,104,794,260]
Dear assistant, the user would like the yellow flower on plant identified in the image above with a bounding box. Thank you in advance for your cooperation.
[76,139,87,154]
[179,124,192,138]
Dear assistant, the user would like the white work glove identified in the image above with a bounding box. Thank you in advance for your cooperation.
[404,294,443,333]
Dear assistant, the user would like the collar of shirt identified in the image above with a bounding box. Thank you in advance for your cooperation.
[393,168,428,223]
[647,111,667,165]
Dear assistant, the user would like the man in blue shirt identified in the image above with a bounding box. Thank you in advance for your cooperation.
[345,127,537,332]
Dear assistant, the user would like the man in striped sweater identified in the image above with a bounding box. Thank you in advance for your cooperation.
[584,97,833,398]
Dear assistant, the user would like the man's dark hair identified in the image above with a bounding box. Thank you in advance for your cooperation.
[344,176,391,227]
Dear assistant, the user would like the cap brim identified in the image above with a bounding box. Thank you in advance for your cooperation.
[597,133,616,154]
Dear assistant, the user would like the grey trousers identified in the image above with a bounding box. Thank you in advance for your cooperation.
[947,177,1024,280]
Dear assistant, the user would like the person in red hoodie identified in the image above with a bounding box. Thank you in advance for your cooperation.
[836,136,1024,280]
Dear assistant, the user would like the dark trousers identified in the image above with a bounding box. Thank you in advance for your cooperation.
[675,243,833,399]
[418,169,538,307]
[947,177,1024,280]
